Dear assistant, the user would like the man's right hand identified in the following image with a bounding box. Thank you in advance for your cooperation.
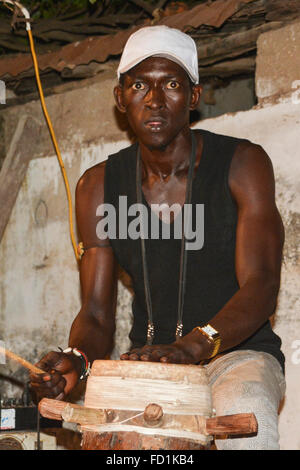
[29,351,81,401]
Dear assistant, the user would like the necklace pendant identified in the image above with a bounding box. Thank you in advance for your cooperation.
[147,322,155,345]
[175,322,183,340]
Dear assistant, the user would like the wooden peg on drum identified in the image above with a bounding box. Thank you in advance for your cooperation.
[143,403,164,427]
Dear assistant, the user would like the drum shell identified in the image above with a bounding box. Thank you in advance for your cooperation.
[81,430,209,450]
[81,360,212,450]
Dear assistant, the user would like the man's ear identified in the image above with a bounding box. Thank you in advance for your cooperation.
[189,84,202,111]
[114,85,126,114]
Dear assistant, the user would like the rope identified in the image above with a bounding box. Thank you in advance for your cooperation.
[116,411,144,425]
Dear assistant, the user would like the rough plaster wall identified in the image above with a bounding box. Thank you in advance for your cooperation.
[0,66,134,399]
[0,63,128,165]
[256,21,300,101]
[0,139,134,398]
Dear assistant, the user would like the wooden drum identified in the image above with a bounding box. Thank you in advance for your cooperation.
[38,360,257,449]
[81,360,213,450]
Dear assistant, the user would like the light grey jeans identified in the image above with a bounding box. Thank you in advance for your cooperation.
[204,350,286,450]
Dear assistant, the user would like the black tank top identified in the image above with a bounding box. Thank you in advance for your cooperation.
[104,129,285,372]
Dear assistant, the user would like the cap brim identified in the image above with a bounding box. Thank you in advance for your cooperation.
[118,52,198,84]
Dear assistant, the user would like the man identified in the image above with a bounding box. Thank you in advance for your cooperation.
[30,26,286,450]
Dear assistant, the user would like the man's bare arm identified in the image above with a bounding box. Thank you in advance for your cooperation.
[206,141,284,351]
[69,161,118,363]
[30,162,118,398]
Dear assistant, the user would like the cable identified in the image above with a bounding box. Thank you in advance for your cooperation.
[27,28,79,260]
[1,0,80,261]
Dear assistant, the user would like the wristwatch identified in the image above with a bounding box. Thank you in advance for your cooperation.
[193,324,221,359]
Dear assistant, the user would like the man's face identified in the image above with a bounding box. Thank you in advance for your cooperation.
[114,57,201,149]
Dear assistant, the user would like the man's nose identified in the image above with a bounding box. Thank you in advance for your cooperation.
[145,86,164,109]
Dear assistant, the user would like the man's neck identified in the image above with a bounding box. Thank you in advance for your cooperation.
[139,129,193,180]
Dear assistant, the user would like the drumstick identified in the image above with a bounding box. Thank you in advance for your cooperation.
[0,345,45,375]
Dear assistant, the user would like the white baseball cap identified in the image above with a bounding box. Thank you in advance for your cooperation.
[117,25,199,84]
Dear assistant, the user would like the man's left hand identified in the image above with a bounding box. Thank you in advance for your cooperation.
[120,332,210,364]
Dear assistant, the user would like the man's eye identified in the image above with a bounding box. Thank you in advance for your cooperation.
[132,82,145,90]
[166,81,179,89]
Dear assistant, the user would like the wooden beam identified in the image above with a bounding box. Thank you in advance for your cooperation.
[0,115,42,243]
[199,56,256,78]
[128,0,154,16]
[196,21,284,66]
[265,0,300,21]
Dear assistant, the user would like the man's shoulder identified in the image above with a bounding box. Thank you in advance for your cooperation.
[106,141,138,168]
[228,138,275,203]
[231,139,271,172]
[77,161,106,192]
[197,128,250,147]
[199,128,267,165]
[77,142,137,189]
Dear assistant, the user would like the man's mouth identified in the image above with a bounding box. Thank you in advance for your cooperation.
[144,117,166,131]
